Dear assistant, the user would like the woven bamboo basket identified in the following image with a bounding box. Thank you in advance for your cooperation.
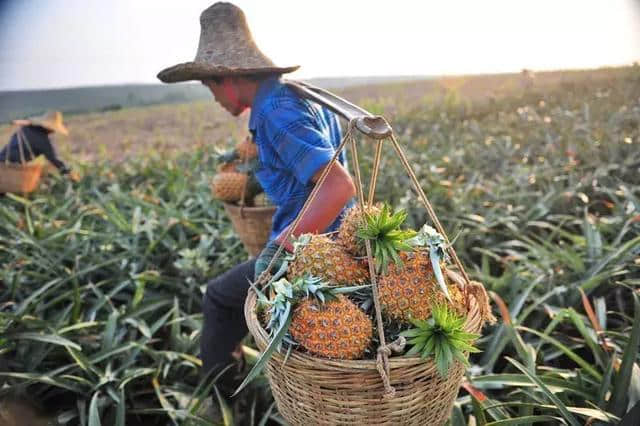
[0,130,43,194]
[0,163,43,194]
[223,202,276,257]
[245,272,484,426]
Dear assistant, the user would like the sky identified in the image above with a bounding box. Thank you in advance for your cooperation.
[0,0,639,91]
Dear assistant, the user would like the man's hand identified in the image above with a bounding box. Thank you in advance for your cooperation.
[68,170,81,182]
[254,240,290,281]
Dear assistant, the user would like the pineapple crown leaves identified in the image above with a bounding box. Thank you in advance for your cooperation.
[234,275,368,397]
[400,303,480,377]
[406,224,453,302]
[216,148,239,164]
[355,204,417,274]
[235,159,260,173]
[285,234,312,262]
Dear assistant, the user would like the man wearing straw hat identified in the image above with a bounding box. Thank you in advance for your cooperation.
[158,1,356,413]
[0,110,78,181]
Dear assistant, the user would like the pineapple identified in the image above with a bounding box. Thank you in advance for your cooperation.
[378,251,466,322]
[336,204,381,256]
[211,171,247,202]
[234,275,371,395]
[216,162,237,173]
[235,137,258,161]
[290,294,372,359]
[287,234,369,286]
[353,206,465,322]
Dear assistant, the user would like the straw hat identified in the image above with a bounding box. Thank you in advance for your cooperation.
[157,2,299,83]
[13,110,69,136]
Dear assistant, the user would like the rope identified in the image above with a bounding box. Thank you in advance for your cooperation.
[239,150,250,219]
[375,336,406,399]
[368,139,383,206]
[387,132,473,305]
[348,132,399,397]
[6,128,38,166]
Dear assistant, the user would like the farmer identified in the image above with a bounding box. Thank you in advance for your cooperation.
[157,0,355,414]
[0,110,77,180]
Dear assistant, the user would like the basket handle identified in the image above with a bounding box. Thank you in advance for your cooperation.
[285,80,392,140]
[14,129,36,165]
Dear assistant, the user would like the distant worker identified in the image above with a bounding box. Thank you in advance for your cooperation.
[0,110,78,180]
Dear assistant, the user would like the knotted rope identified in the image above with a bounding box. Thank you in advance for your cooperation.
[375,336,406,398]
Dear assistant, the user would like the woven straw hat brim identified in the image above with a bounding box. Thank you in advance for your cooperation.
[157,62,299,83]
[12,115,69,136]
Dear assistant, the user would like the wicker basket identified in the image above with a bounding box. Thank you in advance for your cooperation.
[223,202,276,257]
[0,129,43,194]
[0,163,43,194]
[245,277,484,426]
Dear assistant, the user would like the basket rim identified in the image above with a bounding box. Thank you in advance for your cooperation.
[244,273,484,370]
[222,201,277,213]
[0,162,43,171]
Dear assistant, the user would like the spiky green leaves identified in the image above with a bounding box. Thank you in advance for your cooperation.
[407,224,452,302]
[356,204,416,274]
[400,303,480,377]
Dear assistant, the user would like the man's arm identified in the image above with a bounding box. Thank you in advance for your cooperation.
[275,161,355,251]
[40,138,70,174]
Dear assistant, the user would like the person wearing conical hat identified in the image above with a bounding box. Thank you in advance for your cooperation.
[158,1,356,406]
[0,110,78,181]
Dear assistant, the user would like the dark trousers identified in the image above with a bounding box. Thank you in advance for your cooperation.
[201,258,256,397]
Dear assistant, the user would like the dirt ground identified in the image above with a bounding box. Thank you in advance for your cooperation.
[0,66,631,165]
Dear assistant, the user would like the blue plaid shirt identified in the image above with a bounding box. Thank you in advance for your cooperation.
[249,77,351,241]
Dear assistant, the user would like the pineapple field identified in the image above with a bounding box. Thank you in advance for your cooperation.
[1,65,640,425]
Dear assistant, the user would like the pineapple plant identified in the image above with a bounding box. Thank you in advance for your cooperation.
[287,234,370,286]
[400,303,480,376]
[336,204,382,256]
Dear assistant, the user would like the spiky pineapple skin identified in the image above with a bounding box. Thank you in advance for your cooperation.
[216,162,237,173]
[211,171,247,202]
[290,295,372,359]
[336,204,382,256]
[378,251,466,322]
[287,235,369,286]
[236,138,258,161]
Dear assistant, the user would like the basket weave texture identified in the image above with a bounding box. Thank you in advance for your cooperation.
[245,288,484,426]
[0,163,43,194]
[223,202,275,256]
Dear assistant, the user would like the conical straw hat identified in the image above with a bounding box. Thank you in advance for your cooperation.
[157,2,299,83]
[13,110,69,136]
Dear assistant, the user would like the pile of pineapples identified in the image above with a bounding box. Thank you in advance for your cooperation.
[237,204,481,394]
[211,137,270,206]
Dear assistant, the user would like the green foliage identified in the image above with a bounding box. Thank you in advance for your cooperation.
[401,304,480,377]
[1,67,639,424]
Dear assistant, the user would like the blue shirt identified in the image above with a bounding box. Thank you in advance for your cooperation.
[248,77,351,240]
